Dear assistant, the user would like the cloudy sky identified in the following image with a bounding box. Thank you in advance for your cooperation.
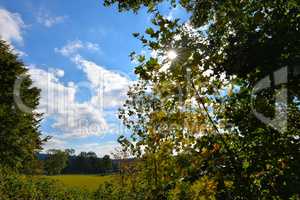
[0,0,187,157]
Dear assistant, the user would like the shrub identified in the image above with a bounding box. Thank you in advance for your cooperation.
[94,182,132,200]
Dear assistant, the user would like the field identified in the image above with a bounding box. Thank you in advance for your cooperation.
[45,174,117,191]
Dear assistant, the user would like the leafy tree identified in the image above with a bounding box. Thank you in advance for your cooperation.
[22,157,44,175]
[0,40,44,171]
[62,151,116,174]
[102,155,112,172]
[44,149,69,175]
[65,148,75,156]
[105,1,300,199]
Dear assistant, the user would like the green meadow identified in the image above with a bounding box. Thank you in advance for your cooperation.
[44,175,117,191]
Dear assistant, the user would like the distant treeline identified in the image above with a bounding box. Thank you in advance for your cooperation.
[37,150,127,175]
[63,153,118,174]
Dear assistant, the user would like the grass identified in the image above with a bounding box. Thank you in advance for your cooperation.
[44,174,117,191]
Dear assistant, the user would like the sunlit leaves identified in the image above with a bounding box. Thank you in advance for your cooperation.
[105,0,300,199]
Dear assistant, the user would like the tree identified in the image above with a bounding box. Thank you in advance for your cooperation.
[62,151,119,174]
[104,0,300,88]
[0,40,44,171]
[105,1,300,199]
[44,149,69,175]
[102,155,112,172]
[65,148,75,156]
[86,151,98,173]
[22,158,44,175]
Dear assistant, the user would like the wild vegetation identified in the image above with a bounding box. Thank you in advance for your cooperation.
[0,0,299,199]
[41,149,116,175]
[102,0,300,199]
[0,41,44,172]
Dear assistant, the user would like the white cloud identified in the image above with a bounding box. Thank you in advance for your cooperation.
[28,54,131,138]
[0,8,24,43]
[73,141,120,157]
[85,42,99,51]
[0,8,27,58]
[73,55,130,91]
[37,11,67,27]
[28,41,131,152]
[29,66,108,138]
[55,40,100,56]
[43,137,66,150]
[43,138,120,157]
[72,55,131,108]
[55,69,64,77]
[49,68,64,77]
[12,48,27,57]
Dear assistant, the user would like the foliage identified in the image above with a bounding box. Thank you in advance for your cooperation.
[0,40,45,171]
[22,157,44,175]
[39,149,118,175]
[102,155,113,171]
[44,149,69,175]
[94,182,131,200]
[104,0,300,199]
[63,152,116,174]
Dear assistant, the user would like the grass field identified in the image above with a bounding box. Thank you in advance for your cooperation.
[45,174,117,191]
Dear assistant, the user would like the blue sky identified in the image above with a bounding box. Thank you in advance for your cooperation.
[0,0,187,156]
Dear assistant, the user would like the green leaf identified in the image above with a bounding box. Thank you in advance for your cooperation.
[243,160,250,170]
[146,27,155,35]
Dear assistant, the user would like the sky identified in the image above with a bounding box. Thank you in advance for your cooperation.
[0,0,187,157]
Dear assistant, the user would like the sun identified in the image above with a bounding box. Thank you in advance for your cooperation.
[167,50,177,60]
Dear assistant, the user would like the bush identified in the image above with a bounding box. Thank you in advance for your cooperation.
[94,182,132,200]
